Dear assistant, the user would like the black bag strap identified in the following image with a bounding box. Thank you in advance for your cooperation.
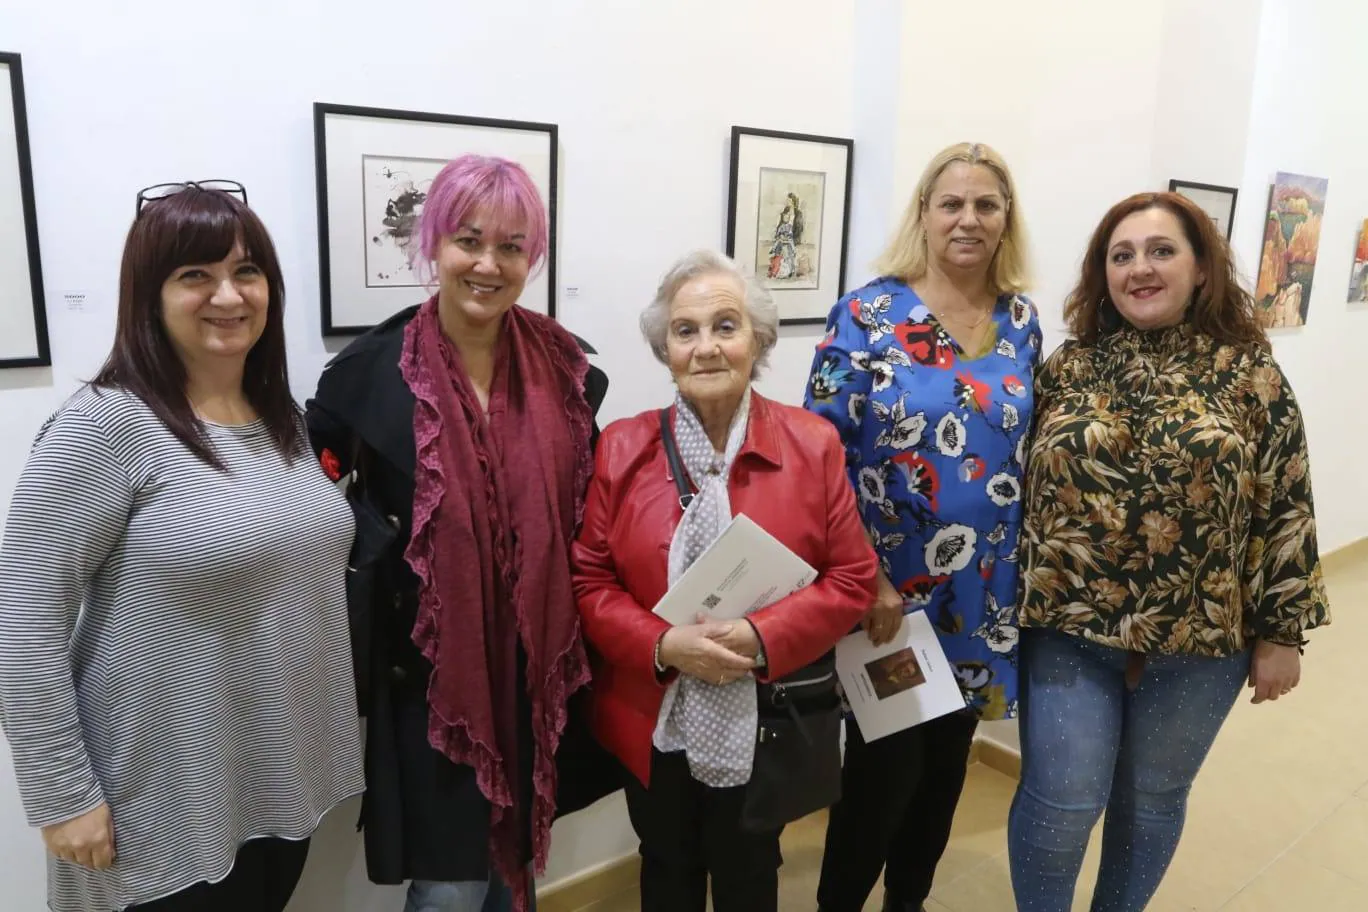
[344,432,370,502]
[658,408,695,511]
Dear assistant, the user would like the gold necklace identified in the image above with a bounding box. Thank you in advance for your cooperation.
[931,304,991,330]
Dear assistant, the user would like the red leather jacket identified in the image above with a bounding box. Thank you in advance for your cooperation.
[570,392,877,787]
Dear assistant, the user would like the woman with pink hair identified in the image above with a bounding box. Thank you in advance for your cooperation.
[307,155,614,912]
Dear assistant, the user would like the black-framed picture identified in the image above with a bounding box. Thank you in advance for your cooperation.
[726,127,853,326]
[1169,179,1239,242]
[0,52,51,368]
[314,103,558,335]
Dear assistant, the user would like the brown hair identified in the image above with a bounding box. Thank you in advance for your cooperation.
[875,141,1031,294]
[93,188,301,469]
[1064,191,1269,350]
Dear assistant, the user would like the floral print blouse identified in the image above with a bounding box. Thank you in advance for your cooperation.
[805,277,1041,721]
[1020,323,1330,655]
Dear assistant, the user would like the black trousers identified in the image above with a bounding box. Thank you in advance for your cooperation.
[817,710,979,911]
[127,837,310,912]
[623,750,783,912]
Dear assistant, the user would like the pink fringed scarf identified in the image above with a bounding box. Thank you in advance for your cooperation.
[400,296,593,911]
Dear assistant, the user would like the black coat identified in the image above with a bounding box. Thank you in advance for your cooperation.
[305,305,620,885]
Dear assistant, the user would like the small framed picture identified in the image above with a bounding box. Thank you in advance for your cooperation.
[1347,218,1367,304]
[726,127,853,326]
[1169,179,1239,242]
[0,52,51,368]
[314,103,558,335]
[1254,171,1327,329]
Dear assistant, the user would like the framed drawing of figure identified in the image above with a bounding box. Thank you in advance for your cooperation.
[0,51,51,368]
[726,127,853,326]
[314,103,557,335]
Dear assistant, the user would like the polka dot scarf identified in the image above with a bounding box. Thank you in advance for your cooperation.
[653,386,759,788]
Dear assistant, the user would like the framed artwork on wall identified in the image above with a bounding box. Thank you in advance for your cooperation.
[0,52,51,368]
[725,127,853,326]
[314,103,558,335]
[1347,218,1367,304]
[1253,171,1328,329]
[1168,179,1238,242]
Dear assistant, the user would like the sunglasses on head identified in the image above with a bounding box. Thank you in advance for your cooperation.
[135,179,247,217]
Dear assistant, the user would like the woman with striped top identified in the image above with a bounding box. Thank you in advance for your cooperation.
[0,181,365,911]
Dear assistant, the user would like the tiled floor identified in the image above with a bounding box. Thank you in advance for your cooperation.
[576,549,1367,910]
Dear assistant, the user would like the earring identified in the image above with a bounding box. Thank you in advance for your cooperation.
[1099,297,1121,332]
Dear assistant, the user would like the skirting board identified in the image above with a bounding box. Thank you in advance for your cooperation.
[1323,535,1368,578]
[539,743,1009,910]
[540,539,1368,910]
[976,736,1022,781]
[961,533,1368,790]
[539,852,640,912]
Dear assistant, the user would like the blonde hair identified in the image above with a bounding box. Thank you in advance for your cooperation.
[875,141,1031,294]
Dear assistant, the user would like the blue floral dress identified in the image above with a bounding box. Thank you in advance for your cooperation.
[803,277,1041,720]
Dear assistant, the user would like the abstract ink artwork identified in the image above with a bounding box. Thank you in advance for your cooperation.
[362,155,445,288]
[727,127,853,325]
[315,103,557,334]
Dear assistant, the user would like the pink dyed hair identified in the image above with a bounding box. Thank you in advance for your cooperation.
[411,154,549,284]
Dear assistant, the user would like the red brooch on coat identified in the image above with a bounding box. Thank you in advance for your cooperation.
[320,448,342,482]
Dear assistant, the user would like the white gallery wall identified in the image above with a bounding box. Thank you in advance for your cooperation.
[1228,0,1368,557]
[896,0,1368,751]
[892,0,1170,346]
[0,1,863,908]
[0,0,1364,908]
[888,0,1366,555]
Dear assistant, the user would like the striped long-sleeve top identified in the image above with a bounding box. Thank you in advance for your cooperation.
[0,386,365,911]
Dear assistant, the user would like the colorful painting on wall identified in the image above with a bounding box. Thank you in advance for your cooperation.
[1254,171,1328,328]
[1348,218,1368,304]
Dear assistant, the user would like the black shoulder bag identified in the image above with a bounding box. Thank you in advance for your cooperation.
[658,409,844,833]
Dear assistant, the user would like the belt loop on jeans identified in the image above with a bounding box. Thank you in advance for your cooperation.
[1124,651,1147,691]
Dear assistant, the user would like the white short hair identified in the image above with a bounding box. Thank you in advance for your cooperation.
[639,250,780,379]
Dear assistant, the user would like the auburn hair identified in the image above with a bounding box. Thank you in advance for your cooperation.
[92,187,301,469]
[1064,191,1268,350]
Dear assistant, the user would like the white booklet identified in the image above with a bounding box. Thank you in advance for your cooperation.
[651,513,818,626]
[835,608,966,742]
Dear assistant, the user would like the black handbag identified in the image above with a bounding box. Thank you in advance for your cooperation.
[742,657,843,833]
[658,409,844,833]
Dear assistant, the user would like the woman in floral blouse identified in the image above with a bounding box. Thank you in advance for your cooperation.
[805,142,1039,912]
[1008,191,1331,912]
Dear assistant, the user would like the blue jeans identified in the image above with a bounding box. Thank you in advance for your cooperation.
[404,874,530,912]
[1007,628,1249,912]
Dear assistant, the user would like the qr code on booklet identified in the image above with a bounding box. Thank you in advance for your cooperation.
[701,593,721,610]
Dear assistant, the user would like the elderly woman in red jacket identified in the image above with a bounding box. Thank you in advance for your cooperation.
[571,250,876,912]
